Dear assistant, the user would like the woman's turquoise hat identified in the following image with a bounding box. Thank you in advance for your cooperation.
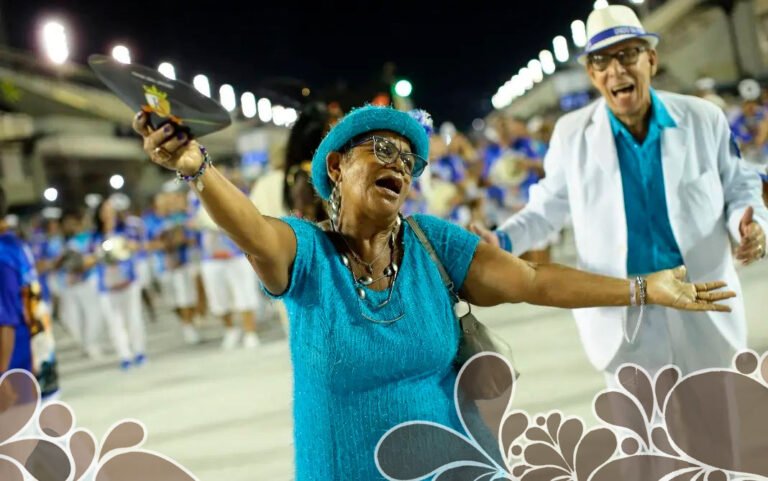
[310,105,432,200]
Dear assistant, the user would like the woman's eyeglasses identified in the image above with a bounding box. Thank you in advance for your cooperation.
[345,136,428,178]
[588,46,648,72]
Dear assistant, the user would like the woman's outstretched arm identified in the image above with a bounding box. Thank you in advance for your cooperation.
[461,243,734,312]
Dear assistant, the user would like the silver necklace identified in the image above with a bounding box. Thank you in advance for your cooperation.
[339,231,394,276]
[335,221,401,308]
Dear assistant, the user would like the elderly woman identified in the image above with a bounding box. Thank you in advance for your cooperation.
[133,105,732,480]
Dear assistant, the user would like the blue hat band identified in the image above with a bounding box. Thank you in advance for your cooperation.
[586,26,647,52]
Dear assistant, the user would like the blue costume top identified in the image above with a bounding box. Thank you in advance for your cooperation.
[0,232,36,372]
[146,212,193,272]
[63,232,95,285]
[267,214,480,480]
[608,89,685,275]
[123,215,149,262]
[730,105,766,145]
[144,211,166,275]
[30,232,64,301]
[91,228,137,292]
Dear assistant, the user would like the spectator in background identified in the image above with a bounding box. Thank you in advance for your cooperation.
[731,97,768,167]
[92,197,148,370]
[284,102,333,222]
[250,141,289,219]
[481,114,542,227]
[483,114,554,262]
[423,134,462,219]
[694,77,727,111]
[423,133,480,224]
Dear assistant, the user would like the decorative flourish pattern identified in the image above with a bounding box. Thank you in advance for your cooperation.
[0,369,199,481]
[6,349,768,480]
[376,351,768,481]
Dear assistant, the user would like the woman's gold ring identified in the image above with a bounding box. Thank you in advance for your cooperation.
[153,146,172,160]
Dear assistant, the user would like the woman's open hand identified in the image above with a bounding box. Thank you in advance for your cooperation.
[646,266,735,312]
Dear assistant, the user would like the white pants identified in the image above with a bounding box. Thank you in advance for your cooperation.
[200,257,260,317]
[604,305,736,387]
[602,305,741,469]
[161,265,198,309]
[100,282,146,361]
[59,278,103,352]
[135,258,152,289]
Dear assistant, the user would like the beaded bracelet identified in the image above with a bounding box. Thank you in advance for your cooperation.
[175,144,212,191]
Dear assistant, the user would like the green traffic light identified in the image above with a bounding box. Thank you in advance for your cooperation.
[394,79,413,97]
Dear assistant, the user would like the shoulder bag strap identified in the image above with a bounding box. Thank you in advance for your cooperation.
[405,217,458,302]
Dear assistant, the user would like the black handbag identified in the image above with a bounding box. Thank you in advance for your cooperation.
[407,217,519,399]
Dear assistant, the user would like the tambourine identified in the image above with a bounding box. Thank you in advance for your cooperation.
[100,236,132,264]
[488,152,528,187]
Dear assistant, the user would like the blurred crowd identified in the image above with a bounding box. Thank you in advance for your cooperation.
[2,78,768,393]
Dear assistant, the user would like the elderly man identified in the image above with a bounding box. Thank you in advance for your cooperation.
[473,5,768,383]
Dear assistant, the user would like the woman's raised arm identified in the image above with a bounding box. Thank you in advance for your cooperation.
[133,112,296,294]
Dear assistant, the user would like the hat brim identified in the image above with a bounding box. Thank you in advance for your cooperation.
[578,33,660,65]
[310,106,430,200]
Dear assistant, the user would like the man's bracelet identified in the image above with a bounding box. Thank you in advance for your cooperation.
[629,276,648,306]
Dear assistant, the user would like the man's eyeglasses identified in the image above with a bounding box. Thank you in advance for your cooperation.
[345,135,428,178]
[588,46,648,72]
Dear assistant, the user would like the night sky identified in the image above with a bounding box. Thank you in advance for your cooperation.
[6,0,595,128]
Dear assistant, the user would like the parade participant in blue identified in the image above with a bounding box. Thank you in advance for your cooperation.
[0,186,36,375]
[30,217,65,308]
[472,5,768,385]
[185,189,207,320]
[121,201,158,323]
[55,209,104,360]
[0,186,59,400]
[134,102,735,480]
[190,182,261,350]
[143,193,169,289]
[91,197,147,370]
[730,88,768,166]
[26,216,63,397]
[152,191,201,345]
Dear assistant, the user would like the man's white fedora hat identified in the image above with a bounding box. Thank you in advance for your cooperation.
[578,5,659,64]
